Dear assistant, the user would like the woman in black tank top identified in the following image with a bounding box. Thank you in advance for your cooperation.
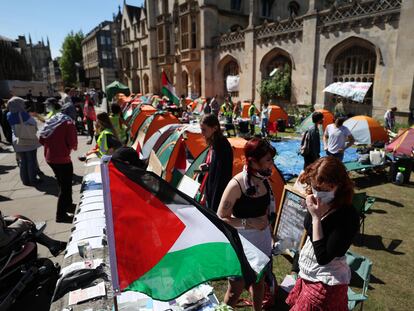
[217,138,276,311]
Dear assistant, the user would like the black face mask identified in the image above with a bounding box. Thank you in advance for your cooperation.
[256,168,272,178]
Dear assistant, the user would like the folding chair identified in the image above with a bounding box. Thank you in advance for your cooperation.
[346,250,373,311]
[352,192,376,235]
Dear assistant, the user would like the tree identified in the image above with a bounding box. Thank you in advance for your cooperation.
[59,31,84,86]
[259,64,291,103]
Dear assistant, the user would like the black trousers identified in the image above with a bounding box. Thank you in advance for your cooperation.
[48,162,74,217]
[86,118,94,140]
[303,154,319,169]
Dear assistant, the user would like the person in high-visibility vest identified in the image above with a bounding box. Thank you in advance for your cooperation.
[248,103,257,136]
[109,103,129,145]
[85,112,122,158]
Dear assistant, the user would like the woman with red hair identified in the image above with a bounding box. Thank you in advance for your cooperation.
[217,138,276,311]
[287,156,359,310]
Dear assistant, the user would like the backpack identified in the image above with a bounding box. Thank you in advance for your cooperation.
[300,130,311,156]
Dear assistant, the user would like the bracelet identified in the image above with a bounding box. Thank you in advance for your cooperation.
[241,218,247,229]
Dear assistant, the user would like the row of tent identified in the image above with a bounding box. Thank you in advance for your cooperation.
[117,99,411,215]
[121,101,286,213]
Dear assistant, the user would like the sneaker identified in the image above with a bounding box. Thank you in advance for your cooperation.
[86,139,92,145]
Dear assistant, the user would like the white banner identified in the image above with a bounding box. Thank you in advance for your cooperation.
[226,75,240,92]
[323,82,372,103]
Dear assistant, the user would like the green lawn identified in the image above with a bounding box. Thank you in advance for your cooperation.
[212,170,414,311]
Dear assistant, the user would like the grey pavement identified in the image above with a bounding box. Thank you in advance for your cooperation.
[0,131,94,264]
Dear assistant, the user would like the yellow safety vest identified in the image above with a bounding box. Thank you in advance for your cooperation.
[96,129,113,158]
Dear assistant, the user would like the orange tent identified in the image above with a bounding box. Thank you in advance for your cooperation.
[268,105,288,123]
[241,103,258,118]
[133,111,180,152]
[129,105,157,139]
[297,109,334,133]
[149,125,206,182]
[318,109,335,130]
[186,131,207,159]
[344,116,388,145]
[185,137,286,212]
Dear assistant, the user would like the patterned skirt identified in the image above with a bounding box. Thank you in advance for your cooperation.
[286,278,348,311]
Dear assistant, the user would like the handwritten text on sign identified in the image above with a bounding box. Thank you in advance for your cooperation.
[276,189,307,250]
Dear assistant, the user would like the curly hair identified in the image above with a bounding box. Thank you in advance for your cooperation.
[298,156,354,209]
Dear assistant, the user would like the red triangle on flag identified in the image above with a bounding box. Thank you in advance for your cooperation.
[109,163,186,289]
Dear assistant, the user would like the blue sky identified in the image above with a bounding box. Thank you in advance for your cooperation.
[0,0,144,58]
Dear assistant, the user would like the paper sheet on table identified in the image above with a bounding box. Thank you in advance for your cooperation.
[74,218,106,231]
[84,172,102,183]
[116,291,153,311]
[60,259,103,277]
[280,274,297,293]
[65,237,106,258]
[80,196,104,206]
[68,281,106,305]
[74,210,105,224]
[70,227,106,243]
[79,202,104,213]
[81,189,103,199]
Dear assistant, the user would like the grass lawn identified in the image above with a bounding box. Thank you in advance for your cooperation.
[211,170,414,311]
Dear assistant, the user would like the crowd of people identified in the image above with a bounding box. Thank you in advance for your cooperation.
[197,112,359,310]
[0,88,363,310]
[1,87,124,224]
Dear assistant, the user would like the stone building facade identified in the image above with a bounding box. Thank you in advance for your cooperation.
[119,0,414,121]
[82,21,120,90]
[119,4,152,94]
[17,36,52,82]
[0,35,51,82]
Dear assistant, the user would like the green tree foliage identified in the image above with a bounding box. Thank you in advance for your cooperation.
[259,64,291,103]
[0,42,32,80]
[59,31,84,86]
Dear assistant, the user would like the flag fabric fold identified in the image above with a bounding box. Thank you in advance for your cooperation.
[102,158,270,301]
[161,71,180,105]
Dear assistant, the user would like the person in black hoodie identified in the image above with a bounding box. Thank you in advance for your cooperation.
[200,114,233,213]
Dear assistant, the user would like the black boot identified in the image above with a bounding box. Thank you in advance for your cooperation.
[36,232,67,257]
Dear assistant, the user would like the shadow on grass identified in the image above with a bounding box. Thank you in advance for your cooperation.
[372,196,404,208]
[353,173,390,189]
[354,233,404,255]
[367,208,387,214]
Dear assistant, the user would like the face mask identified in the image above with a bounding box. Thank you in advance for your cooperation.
[255,168,272,178]
[312,187,335,204]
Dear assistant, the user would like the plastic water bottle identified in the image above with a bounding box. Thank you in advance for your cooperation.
[84,244,94,260]
[395,169,404,185]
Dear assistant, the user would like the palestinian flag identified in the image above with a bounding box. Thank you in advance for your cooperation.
[161,71,180,105]
[102,157,270,301]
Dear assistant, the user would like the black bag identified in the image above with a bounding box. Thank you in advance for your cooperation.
[300,130,311,156]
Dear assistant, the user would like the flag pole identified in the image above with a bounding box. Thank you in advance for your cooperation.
[100,156,121,296]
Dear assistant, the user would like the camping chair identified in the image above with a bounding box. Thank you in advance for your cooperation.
[346,251,373,310]
[352,192,376,236]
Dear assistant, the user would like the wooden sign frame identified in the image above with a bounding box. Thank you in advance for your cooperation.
[273,185,307,252]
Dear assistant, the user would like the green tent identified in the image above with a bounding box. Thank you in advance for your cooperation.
[105,80,130,101]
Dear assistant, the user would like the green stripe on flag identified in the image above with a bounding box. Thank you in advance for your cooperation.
[125,242,242,301]
[162,87,180,105]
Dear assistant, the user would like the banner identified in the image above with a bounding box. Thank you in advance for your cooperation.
[226,75,240,93]
[323,82,372,103]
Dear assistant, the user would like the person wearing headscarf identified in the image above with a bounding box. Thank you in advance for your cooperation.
[39,103,78,223]
[6,97,41,186]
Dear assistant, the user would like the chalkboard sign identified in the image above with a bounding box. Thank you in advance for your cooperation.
[273,185,307,252]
